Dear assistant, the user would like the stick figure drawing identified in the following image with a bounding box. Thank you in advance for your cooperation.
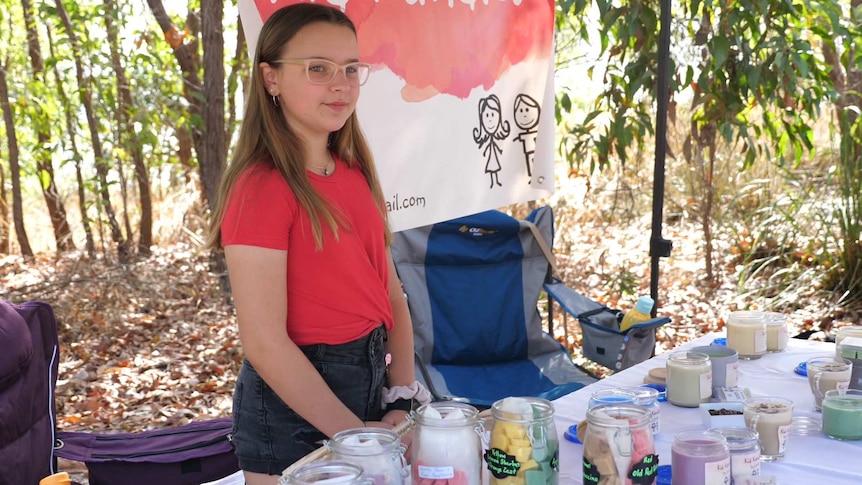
[473,94,510,188]
[512,94,540,184]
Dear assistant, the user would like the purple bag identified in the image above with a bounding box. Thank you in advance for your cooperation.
[0,300,60,485]
[54,418,239,485]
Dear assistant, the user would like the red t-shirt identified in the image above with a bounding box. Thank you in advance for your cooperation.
[221,158,393,345]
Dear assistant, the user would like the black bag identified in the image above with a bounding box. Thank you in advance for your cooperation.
[54,418,239,485]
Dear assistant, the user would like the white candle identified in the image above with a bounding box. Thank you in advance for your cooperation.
[666,351,712,408]
[726,311,767,359]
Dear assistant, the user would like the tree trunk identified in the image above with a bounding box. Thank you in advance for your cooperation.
[104,0,153,255]
[201,0,226,214]
[0,62,34,257]
[46,24,96,258]
[146,0,209,208]
[54,0,129,261]
[21,0,75,252]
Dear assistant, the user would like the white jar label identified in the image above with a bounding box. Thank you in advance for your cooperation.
[651,411,661,434]
[725,362,739,387]
[754,329,767,352]
[837,381,850,391]
[778,425,790,453]
[700,371,713,399]
[704,457,731,485]
[418,465,454,479]
[731,451,761,480]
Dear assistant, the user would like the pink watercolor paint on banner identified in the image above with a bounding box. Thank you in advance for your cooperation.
[253,0,554,101]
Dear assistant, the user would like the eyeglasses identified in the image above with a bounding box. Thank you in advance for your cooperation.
[270,58,371,86]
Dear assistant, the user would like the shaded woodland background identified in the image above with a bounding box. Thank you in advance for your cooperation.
[0,0,860,444]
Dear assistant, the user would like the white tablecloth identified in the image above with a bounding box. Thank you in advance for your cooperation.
[553,333,862,484]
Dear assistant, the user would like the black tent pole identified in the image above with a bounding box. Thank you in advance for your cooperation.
[650,0,674,316]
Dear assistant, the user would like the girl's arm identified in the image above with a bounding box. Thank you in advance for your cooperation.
[225,244,371,438]
[380,250,419,426]
[383,249,416,388]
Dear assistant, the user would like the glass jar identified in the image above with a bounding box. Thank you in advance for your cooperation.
[629,386,661,434]
[582,403,657,485]
[326,428,407,485]
[666,351,712,407]
[710,427,760,484]
[487,397,559,485]
[726,311,767,360]
[411,402,483,485]
[763,312,789,353]
[280,461,370,485]
[588,388,638,409]
[671,430,730,485]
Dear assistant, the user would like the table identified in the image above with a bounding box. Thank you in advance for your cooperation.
[553,333,862,484]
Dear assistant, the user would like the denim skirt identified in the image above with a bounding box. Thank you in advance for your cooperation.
[231,325,388,474]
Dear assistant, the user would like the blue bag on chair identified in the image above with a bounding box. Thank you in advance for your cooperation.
[391,207,596,408]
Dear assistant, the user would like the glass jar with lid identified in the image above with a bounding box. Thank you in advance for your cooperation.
[279,461,370,485]
[582,403,657,485]
[710,426,760,484]
[486,396,559,485]
[326,427,408,485]
[411,401,483,485]
[836,326,862,358]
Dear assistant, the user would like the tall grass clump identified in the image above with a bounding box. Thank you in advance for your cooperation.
[824,112,862,305]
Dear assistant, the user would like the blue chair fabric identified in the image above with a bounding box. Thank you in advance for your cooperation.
[391,206,596,407]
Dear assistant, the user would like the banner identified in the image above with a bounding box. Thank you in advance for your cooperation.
[237,0,556,232]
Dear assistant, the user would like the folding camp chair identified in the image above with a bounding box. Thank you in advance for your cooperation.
[391,206,597,408]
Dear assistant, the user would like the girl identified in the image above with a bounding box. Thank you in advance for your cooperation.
[207,4,426,483]
[472,94,510,188]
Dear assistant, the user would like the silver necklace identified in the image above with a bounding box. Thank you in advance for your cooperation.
[309,156,333,176]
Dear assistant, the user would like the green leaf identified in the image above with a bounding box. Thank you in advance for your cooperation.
[713,36,730,67]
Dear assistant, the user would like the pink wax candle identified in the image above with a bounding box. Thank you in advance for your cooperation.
[671,430,730,485]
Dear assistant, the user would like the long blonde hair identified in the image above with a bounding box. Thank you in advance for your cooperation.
[207,3,390,250]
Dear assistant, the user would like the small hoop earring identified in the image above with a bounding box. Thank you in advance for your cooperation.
[271,95,280,107]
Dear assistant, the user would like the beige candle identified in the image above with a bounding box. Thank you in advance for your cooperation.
[726,311,767,360]
[743,397,793,462]
[807,356,852,410]
[764,312,788,352]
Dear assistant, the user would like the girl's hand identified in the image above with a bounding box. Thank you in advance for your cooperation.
[381,410,409,427]
[381,410,413,464]
[362,420,394,430]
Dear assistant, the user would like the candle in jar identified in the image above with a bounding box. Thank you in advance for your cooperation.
[764,312,788,353]
[671,430,730,485]
[822,389,862,440]
[726,311,767,360]
[666,351,712,408]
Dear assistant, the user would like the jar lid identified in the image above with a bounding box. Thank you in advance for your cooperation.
[640,384,667,402]
[790,415,822,435]
[656,465,672,485]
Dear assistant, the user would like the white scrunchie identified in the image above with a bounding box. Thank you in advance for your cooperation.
[380,381,432,409]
